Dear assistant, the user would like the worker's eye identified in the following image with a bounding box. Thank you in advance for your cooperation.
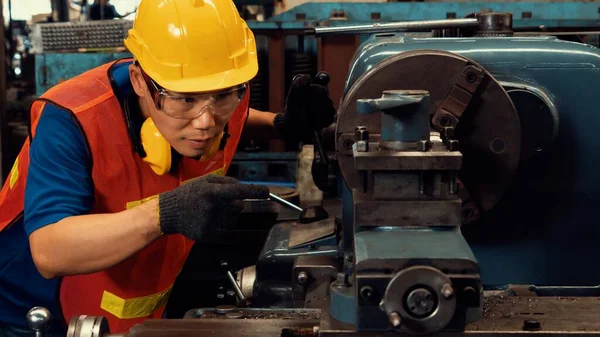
[172,97,196,104]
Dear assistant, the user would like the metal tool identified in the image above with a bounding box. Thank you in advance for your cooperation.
[269,192,303,212]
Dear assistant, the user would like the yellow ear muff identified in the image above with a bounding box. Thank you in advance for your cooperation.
[140,117,172,175]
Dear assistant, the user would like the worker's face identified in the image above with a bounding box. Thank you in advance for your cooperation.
[129,65,245,159]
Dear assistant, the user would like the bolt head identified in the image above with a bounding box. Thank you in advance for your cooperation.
[441,126,455,141]
[417,140,430,152]
[356,140,368,152]
[523,320,541,331]
[297,271,309,284]
[389,312,402,328]
[447,139,459,151]
[355,128,369,142]
[441,283,454,299]
[335,272,349,286]
[360,286,373,300]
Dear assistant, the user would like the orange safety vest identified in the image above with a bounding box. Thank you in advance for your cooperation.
[0,59,249,332]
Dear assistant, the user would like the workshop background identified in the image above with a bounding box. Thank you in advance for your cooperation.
[2,0,600,321]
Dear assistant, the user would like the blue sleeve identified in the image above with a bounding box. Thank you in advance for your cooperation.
[24,104,94,236]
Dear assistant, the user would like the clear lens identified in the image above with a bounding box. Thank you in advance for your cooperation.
[158,85,247,119]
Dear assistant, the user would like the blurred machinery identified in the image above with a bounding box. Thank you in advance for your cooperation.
[22,7,600,337]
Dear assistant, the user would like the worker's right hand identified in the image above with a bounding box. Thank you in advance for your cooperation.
[157,175,269,241]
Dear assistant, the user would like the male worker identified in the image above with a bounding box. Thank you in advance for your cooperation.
[0,1,336,336]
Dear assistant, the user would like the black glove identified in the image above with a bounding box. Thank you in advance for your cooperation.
[278,72,336,143]
[158,175,269,241]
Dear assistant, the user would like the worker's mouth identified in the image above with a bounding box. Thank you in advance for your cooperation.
[185,136,214,149]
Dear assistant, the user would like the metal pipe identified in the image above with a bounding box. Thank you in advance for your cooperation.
[313,18,478,36]
[269,192,303,212]
[226,270,246,302]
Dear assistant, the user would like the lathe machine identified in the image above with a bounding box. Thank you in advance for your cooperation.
[25,12,600,337]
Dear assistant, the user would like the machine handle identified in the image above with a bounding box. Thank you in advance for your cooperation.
[311,18,478,36]
[26,307,52,337]
[221,261,247,305]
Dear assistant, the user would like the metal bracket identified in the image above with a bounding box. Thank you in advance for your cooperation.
[432,65,485,130]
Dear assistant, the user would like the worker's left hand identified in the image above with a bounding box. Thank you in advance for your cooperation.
[282,72,336,142]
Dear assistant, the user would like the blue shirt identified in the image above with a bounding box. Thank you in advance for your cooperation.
[0,61,132,334]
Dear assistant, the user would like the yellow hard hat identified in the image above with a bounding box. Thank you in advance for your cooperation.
[124,0,258,93]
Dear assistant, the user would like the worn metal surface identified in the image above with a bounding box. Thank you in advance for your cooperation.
[123,318,318,337]
[292,256,339,304]
[353,193,462,227]
[371,170,455,200]
[337,50,520,214]
[353,228,478,272]
[356,90,431,143]
[318,294,600,337]
[431,64,484,130]
[475,13,514,36]
[236,265,257,301]
[229,152,298,184]
[289,218,337,248]
[353,147,463,171]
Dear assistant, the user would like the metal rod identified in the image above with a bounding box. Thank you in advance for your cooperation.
[313,18,478,36]
[313,130,329,167]
[269,192,303,212]
[226,271,246,302]
[449,172,457,194]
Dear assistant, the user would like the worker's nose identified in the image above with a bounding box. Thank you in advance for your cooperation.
[190,106,216,130]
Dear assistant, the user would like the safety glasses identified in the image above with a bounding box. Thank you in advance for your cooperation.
[138,64,247,120]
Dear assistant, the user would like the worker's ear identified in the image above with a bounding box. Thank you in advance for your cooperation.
[129,63,148,98]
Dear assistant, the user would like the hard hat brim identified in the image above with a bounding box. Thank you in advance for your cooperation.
[147,59,258,94]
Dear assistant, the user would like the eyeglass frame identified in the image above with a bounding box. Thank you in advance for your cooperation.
[135,61,248,120]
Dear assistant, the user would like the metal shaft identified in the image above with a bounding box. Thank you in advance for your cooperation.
[269,192,303,212]
[226,270,246,302]
[313,18,478,36]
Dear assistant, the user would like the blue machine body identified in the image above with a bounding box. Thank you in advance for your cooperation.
[341,35,600,288]
[255,36,600,314]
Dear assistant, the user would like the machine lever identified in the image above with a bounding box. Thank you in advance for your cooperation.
[269,192,303,212]
[221,261,246,305]
[26,307,52,337]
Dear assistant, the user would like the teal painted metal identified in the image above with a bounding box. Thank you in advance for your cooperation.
[35,52,131,96]
[356,90,430,143]
[342,35,600,287]
[353,228,477,267]
[247,2,600,30]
